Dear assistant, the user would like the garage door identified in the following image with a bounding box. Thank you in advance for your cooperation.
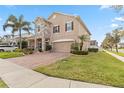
[53,41,73,52]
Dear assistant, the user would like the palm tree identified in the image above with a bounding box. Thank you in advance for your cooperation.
[78,35,89,51]
[3,15,32,49]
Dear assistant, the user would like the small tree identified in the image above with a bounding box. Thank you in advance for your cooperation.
[78,35,89,51]
[102,33,114,51]
[112,29,121,52]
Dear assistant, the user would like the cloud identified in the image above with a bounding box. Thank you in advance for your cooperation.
[111,19,115,22]
[100,5,110,10]
[114,17,124,22]
[110,24,119,28]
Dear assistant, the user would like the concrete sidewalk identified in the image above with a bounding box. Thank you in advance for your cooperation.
[0,59,112,88]
[105,50,124,62]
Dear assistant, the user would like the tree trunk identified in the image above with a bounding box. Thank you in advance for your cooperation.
[19,28,22,49]
[80,42,83,51]
[115,44,118,52]
[111,47,112,51]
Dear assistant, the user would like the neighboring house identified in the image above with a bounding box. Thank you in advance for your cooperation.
[89,40,98,48]
[0,33,33,46]
[27,12,91,52]
[0,35,13,45]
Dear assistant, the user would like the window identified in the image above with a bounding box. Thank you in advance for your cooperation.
[53,25,60,33]
[65,21,73,32]
[37,25,40,32]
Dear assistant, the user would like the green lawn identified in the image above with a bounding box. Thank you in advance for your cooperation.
[0,52,24,59]
[109,51,124,57]
[34,52,124,87]
[0,79,8,88]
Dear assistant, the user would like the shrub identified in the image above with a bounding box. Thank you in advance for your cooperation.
[14,48,23,52]
[18,40,28,49]
[71,42,79,51]
[88,48,98,52]
[46,45,52,51]
[70,42,88,55]
[22,48,33,54]
[38,48,42,52]
[22,40,28,49]
[71,50,88,55]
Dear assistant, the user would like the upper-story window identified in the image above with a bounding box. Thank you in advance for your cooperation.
[37,25,41,32]
[53,25,60,33]
[65,21,73,32]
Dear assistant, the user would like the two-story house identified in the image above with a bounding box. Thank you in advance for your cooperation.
[26,12,91,52]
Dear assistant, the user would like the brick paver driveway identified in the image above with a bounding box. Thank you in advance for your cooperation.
[5,52,70,69]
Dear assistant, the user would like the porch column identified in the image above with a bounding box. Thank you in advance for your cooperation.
[34,38,37,51]
[42,37,45,51]
[42,30,45,51]
[34,24,38,51]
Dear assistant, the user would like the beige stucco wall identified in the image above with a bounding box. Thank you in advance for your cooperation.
[27,13,91,52]
[48,13,91,49]
[49,13,78,42]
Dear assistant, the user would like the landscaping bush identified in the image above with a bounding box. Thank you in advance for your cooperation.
[22,48,33,54]
[71,50,88,55]
[18,40,28,49]
[88,48,98,52]
[38,48,42,52]
[71,42,79,51]
[46,44,52,51]
[14,48,23,52]
[70,42,88,55]
[22,40,28,49]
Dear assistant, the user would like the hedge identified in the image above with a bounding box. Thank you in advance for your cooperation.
[88,48,98,52]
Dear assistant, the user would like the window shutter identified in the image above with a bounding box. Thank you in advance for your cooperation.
[65,23,67,31]
[72,21,73,30]
[58,26,60,32]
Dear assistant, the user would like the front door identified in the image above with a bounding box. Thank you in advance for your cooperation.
[37,39,42,49]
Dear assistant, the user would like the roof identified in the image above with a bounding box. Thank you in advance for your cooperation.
[48,12,91,35]
[34,17,52,25]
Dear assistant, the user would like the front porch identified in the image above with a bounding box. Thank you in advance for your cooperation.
[27,37,50,51]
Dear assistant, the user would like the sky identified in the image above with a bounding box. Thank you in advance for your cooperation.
[0,5,123,45]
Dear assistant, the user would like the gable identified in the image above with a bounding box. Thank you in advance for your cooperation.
[48,12,91,35]
[34,17,52,25]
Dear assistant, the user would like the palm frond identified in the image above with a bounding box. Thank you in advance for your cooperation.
[12,26,18,33]
[3,23,15,31]
[22,21,30,26]
[22,21,32,34]
[7,15,17,23]
[78,35,89,42]
[3,15,17,31]
[19,15,24,24]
